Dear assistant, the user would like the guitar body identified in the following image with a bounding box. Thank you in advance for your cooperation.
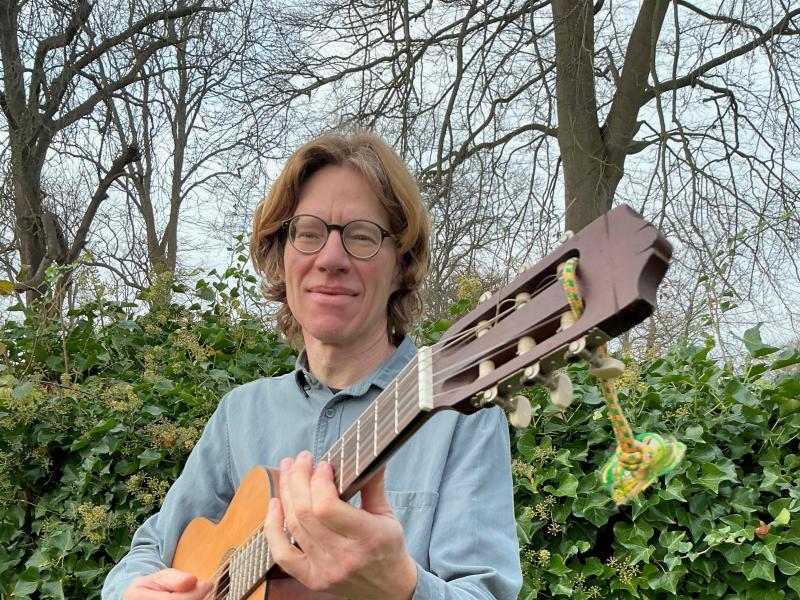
[173,466,343,600]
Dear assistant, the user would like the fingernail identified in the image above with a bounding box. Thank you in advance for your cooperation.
[298,450,312,461]
[280,458,292,474]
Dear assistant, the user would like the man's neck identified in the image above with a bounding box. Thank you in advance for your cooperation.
[304,335,397,390]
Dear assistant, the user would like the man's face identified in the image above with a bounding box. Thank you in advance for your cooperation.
[283,164,400,350]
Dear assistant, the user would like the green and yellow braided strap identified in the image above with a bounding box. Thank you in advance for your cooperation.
[560,257,685,506]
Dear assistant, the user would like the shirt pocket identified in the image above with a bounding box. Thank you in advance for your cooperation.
[385,490,439,569]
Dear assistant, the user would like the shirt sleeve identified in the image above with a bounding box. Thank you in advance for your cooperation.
[412,407,522,600]
[101,396,235,600]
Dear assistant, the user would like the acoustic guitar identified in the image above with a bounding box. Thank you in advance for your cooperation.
[172,204,672,599]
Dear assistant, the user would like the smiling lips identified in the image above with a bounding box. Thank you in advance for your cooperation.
[308,285,358,296]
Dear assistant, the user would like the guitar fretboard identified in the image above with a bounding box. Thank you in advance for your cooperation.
[219,354,428,599]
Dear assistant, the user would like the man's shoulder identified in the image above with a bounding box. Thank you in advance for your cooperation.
[221,371,298,405]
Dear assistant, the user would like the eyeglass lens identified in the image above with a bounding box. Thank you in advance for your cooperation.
[288,215,384,258]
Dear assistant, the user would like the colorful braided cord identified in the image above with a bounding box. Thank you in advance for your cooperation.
[560,257,685,505]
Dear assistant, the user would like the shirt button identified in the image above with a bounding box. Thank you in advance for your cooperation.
[325,409,335,418]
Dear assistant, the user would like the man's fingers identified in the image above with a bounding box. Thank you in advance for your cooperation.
[358,467,393,516]
[264,496,307,578]
[284,451,339,544]
[307,461,363,536]
[150,569,201,591]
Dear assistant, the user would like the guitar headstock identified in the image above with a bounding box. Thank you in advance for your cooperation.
[425,204,671,422]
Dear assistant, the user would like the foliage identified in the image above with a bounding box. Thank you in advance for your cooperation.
[0,261,296,598]
[513,329,800,599]
[1,266,799,598]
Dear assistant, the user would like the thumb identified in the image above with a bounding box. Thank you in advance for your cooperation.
[359,466,394,516]
[151,568,207,592]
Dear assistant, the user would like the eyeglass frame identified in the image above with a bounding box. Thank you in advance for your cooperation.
[281,214,394,259]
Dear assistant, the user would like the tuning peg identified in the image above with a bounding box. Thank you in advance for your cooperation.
[589,357,625,380]
[515,292,531,309]
[559,310,577,331]
[497,395,532,429]
[559,230,575,243]
[547,373,573,408]
[568,337,625,380]
[478,291,493,303]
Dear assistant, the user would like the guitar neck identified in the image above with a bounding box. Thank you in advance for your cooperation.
[324,353,434,501]
[225,354,433,598]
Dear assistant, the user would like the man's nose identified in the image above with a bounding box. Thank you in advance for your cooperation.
[315,230,350,270]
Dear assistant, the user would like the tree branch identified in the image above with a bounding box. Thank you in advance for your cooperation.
[64,144,141,265]
[644,7,800,102]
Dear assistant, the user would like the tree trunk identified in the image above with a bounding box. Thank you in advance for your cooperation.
[552,0,613,233]
[552,0,669,233]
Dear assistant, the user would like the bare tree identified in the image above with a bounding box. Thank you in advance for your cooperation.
[251,0,799,345]
[0,0,223,301]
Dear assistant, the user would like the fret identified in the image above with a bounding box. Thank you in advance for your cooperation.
[339,436,345,494]
[248,536,255,588]
[257,531,265,572]
[244,538,250,590]
[356,417,361,476]
[230,552,239,598]
[373,400,378,456]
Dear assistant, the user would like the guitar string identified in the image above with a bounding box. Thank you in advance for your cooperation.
[204,275,566,598]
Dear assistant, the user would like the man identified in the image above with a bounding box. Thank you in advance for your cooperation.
[103,132,521,599]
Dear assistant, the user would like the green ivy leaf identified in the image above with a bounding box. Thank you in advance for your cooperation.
[13,567,40,596]
[773,508,791,525]
[660,531,692,554]
[614,521,655,563]
[776,546,800,576]
[545,553,571,576]
[137,448,163,467]
[741,559,775,582]
[742,324,780,358]
[788,574,800,595]
[642,564,686,594]
[695,462,738,493]
[550,473,578,498]
[41,579,65,600]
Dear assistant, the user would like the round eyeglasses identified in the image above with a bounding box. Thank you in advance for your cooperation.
[282,214,393,259]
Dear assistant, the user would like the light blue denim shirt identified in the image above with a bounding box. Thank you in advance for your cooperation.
[102,337,522,599]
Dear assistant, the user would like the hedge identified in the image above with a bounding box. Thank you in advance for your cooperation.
[1,268,798,599]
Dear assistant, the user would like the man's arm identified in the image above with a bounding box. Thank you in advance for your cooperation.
[264,407,521,600]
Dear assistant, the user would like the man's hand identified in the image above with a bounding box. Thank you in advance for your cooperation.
[122,568,213,600]
[264,451,418,600]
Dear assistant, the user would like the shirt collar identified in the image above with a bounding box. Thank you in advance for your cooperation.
[292,336,417,397]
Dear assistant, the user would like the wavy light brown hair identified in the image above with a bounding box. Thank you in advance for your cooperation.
[249,131,431,347]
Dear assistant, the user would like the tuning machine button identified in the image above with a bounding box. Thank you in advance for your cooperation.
[547,373,573,408]
[568,337,625,380]
[520,362,574,408]
[497,395,532,429]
